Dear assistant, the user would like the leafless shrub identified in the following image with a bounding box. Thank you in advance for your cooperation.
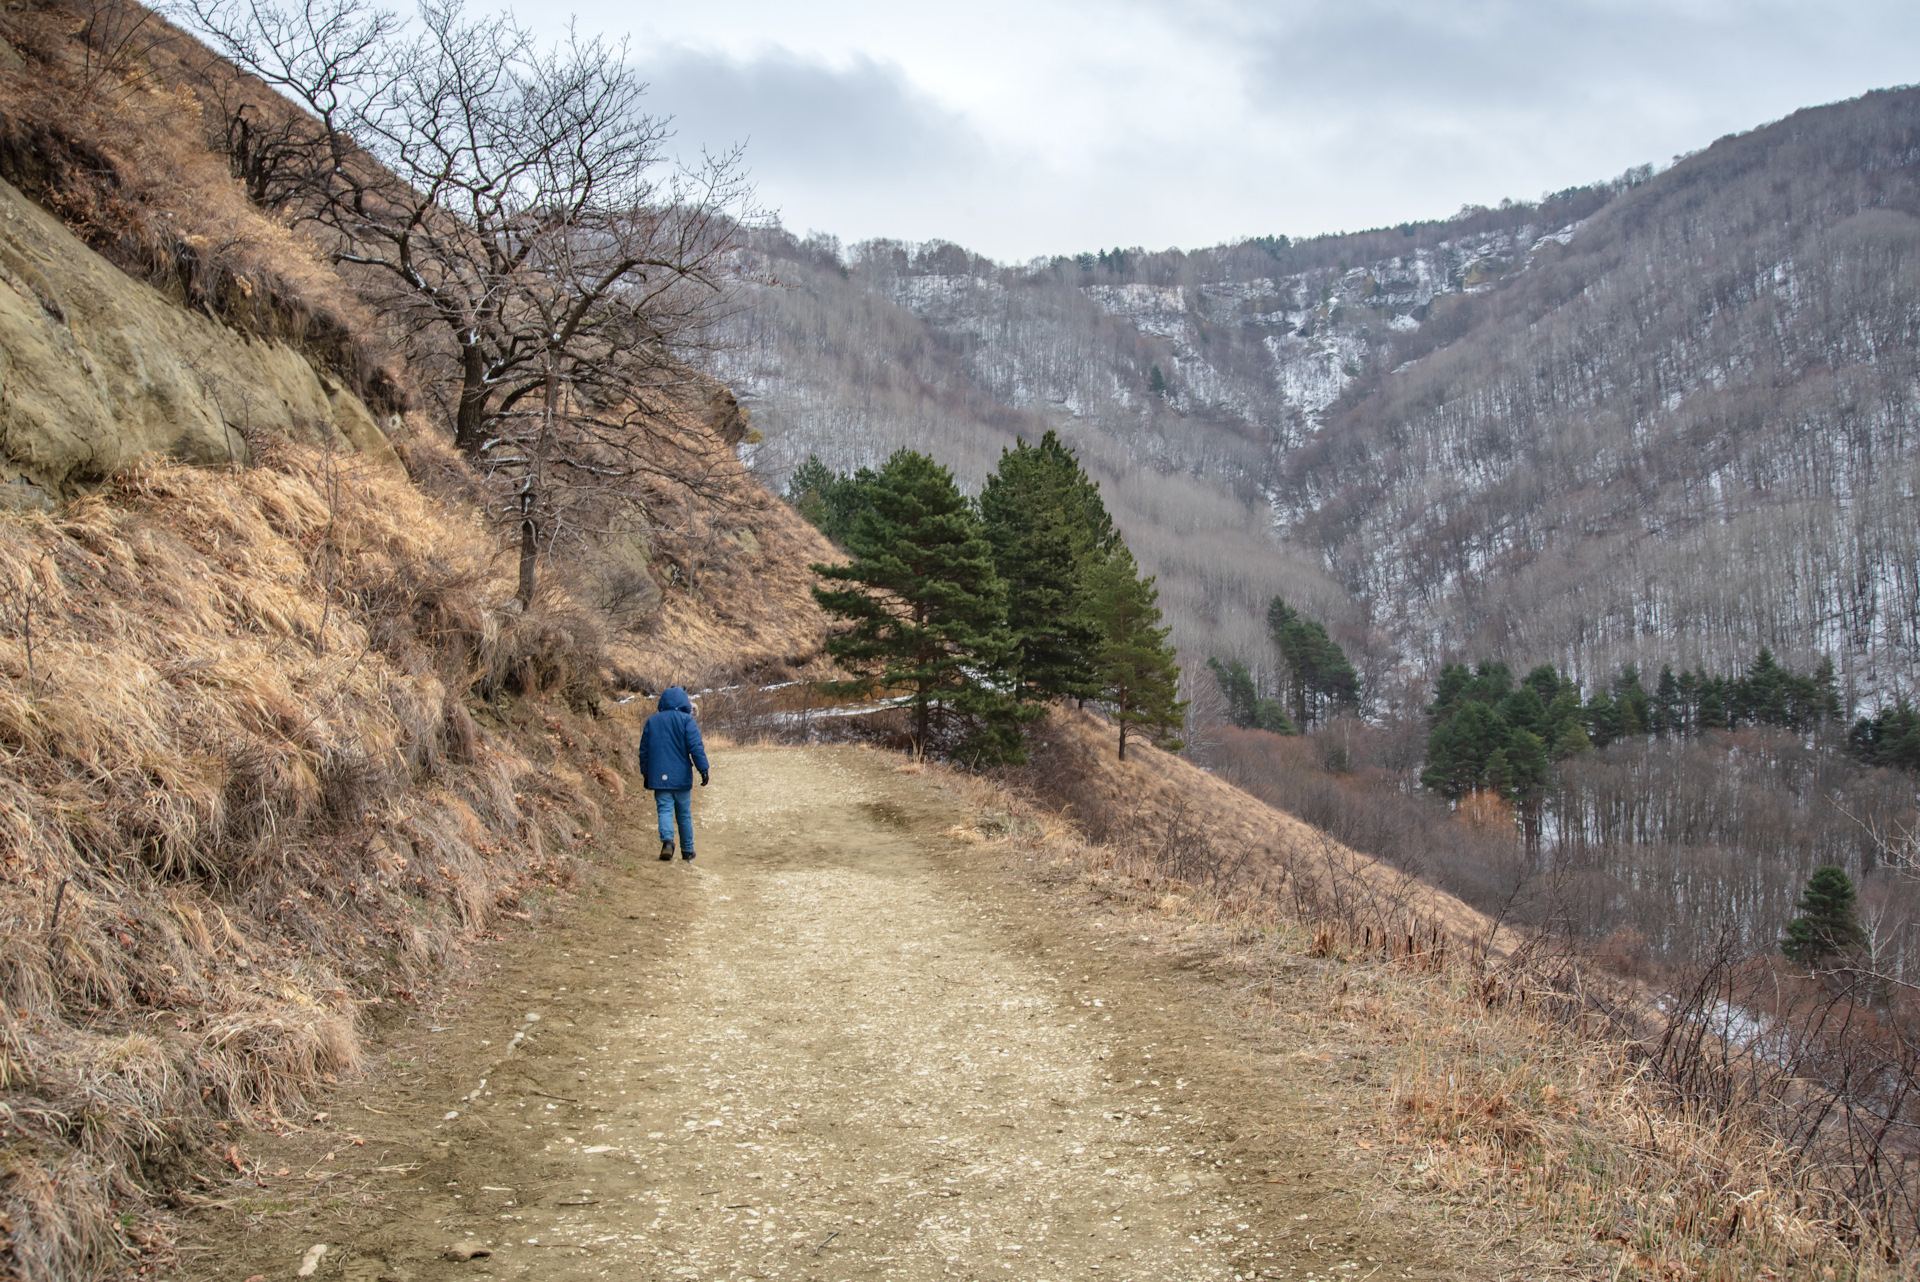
[75,0,162,98]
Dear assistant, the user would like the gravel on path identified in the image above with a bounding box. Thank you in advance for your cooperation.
[187,745,1452,1281]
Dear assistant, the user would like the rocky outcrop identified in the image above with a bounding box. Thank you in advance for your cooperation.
[0,177,396,504]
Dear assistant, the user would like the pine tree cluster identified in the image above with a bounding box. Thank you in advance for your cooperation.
[1421,650,1852,810]
[1848,699,1920,772]
[794,435,1186,764]
[1205,599,1360,736]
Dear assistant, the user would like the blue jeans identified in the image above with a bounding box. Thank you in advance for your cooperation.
[654,788,693,853]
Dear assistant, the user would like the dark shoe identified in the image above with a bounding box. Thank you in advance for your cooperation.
[659,840,674,861]
[681,851,696,862]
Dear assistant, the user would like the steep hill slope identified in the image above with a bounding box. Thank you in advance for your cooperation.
[721,88,1920,705]
[0,5,835,1277]
[1289,87,1920,702]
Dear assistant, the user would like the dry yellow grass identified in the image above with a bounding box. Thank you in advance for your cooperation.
[606,448,841,692]
[1015,707,1496,945]
[0,9,838,1279]
[0,444,636,1281]
[909,720,1914,1280]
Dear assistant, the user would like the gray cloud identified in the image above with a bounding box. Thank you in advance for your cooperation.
[1231,0,1920,137]
[637,46,990,186]
[569,2,1920,259]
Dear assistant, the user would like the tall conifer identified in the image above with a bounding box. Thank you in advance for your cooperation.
[1081,546,1185,760]
[811,450,1027,762]
[1266,597,1360,728]
[977,432,1111,702]
[1781,865,1866,968]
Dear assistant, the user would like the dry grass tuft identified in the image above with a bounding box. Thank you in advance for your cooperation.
[0,445,629,1280]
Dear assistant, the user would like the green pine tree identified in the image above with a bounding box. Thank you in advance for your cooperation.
[1206,657,1293,734]
[1266,597,1361,729]
[1780,865,1866,968]
[810,449,1029,763]
[1697,675,1728,731]
[1613,664,1649,737]
[1651,665,1681,736]
[1739,648,1791,727]
[785,455,877,545]
[1812,656,1841,724]
[1421,700,1508,799]
[1082,546,1186,760]
[1147,365,1167,397]
[1850,699,1920,772]
[1584,687,1619,748]
[978,432,1112,703]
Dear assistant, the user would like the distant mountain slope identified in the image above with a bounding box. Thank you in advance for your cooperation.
[719,87,1920,707]
[1291,88,1920,705]
[715,234,1372,682]
[716,176,1621,695]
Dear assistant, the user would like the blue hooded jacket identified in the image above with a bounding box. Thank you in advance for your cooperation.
[638,687,709,791]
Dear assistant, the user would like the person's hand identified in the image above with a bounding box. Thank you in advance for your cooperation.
[700,772,710,787]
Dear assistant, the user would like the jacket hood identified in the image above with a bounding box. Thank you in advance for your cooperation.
[658,686,693,713]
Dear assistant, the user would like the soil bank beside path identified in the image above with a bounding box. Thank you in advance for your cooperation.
[186,745,1459,1281]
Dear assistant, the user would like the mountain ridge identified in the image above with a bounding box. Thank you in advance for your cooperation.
[721,85,1920,710]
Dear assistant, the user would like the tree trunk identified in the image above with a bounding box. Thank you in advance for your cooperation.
[454,342,489,455]
[516,493,537,607]
[1117,715,1126,761]
[515,353,559,608]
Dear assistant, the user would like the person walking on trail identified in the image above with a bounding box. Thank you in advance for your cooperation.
[638,686,709,861]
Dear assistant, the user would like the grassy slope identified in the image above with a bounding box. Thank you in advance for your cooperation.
[935,719,1896,1279]
[1017,708,1492,945]
[0,6,837,1279]
[0,445,630,1280]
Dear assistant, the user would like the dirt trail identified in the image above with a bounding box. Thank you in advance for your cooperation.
[191,746,1456,1281]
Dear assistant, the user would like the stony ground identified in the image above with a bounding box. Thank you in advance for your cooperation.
[184,745,1463,1281]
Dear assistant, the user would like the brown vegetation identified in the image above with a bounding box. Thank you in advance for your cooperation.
[1009,707,1491,945]
[0,5,836,1277]
[925,712,1919,1277]
[0,0,404,414]
[601,440,840,694]
[0,446,629,1280]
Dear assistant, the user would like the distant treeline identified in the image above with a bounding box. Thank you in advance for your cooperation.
[1422,651,1918,808]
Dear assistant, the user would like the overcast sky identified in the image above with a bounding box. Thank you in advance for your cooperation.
[540,0,1919,263]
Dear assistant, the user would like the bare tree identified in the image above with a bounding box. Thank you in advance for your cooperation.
[184,0,753,599]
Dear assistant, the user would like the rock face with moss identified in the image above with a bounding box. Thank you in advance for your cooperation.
[0,178,397,503]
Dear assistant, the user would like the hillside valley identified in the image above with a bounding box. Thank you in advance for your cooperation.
[719,88,1920,708]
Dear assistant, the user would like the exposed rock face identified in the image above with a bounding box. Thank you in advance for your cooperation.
[0,178,396,501]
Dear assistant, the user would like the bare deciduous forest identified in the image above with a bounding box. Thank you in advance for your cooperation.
[718,89,1920,710]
